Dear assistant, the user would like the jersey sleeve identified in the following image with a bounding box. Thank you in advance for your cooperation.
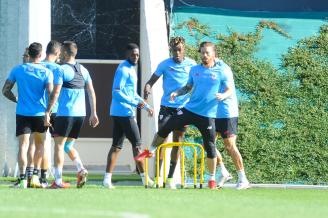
[81,65,92,83]
[7,66,19,82]
[46,69,53,84]
[221,66,234,89]
[187,67,195,86]
[154,61,165,77]
[112,67,139,107]
[54,66,64,85]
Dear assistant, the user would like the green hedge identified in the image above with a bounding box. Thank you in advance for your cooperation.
[178,20,328,184]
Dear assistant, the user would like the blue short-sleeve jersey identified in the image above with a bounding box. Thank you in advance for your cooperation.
[184,63,226,118]
[154,57,196,108]
[7,63,53,116]
[41,61,62,113]
[55,63,91,116]
[110,60,144,117]
[216,60,239,118]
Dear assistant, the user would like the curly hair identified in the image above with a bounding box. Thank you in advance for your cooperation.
[169,36,185,48]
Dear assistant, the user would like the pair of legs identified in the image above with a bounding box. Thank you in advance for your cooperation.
[15,115,48,188]
[216,136,244,171]
[139,108,219,188]
[18,133,47,177]
[52,116,86,188]
[157,106,185,181]
[104,116,148,187]
[215,117,249,188]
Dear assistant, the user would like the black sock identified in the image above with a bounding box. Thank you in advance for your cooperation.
[25,167,33,179]
[167,161,177,178]
[19,174,26,180]
[41,169,47,180]
[33,169,40,176]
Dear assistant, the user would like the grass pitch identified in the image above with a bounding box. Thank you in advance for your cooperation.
[0,176,328,218]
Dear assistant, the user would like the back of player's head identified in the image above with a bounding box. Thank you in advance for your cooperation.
[62,41,78,57]
[22,47,29,63]
[126,43,139,51]
[28,42,42,59]
[46,40,62,55]
[169,36,185,48]
[198,41,216,53]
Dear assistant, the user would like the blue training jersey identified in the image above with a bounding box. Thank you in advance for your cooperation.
[7,63,53,116]
[110,60,146,117]
[154,57,196,108]
[216,60,239,118]
[54,62,91,117]
[184,63,227,118]
[41,61,62,113]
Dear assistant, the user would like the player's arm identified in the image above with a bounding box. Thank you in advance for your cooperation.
[2,80,17,103]
[112,69,139,107]
[143,74,160,100]
[216,85,232,101]
[135,94,154,117]
[86,81,99,128]
[216,67,234,101]
[44,84,61,127]
[170,84,193,101]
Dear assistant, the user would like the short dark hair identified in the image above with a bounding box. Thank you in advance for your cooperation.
[169,36,185,48]
[126,43,139,51]
[28,42,42,58]
[62,41,78,57]
[46,40,62,55]
[198,41,216,53]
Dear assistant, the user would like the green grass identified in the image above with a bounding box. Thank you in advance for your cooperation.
[1,181,328,218]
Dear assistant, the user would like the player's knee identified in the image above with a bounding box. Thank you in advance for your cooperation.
[111,145,122,152]
[205,143,217,159]
[64,141,74,153]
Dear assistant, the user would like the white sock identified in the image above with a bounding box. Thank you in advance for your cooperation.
[104,172,112,182]
[219,162,228,175]
[73,157,84,172]
[149,145,157,154]
[54,167,62,185]
[209,173,215,181]
[237,170,248,182]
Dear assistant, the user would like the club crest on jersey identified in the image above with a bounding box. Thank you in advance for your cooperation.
[211,73,217,80]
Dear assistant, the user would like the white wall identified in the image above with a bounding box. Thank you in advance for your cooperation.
[0,0,51,176]
[140,0,180,180]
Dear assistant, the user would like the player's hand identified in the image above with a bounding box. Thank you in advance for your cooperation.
[137,101,145,109]
[89,114,99,128]
[143,84,151,101]
[170,92,177,102]
[215,93,226,101]
[44,112,51,127]
[147,107,154,117]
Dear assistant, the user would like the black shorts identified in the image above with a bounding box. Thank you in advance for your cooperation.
[158,106,187,132]
[111,116,141,149]
[53,116,85,139]
[157,108,217,158]
[48,113,56,136]
[16,115,47,136]
[215,117,238,138]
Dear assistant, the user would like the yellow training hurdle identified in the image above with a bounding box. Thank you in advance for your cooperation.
[144,142,205,189]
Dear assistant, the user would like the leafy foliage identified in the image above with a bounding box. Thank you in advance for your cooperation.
[181,19,328,184]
